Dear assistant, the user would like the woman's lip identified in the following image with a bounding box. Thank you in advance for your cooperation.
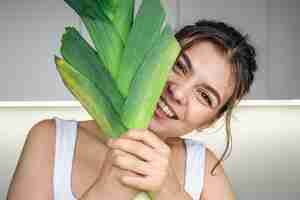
[154,103,169,120]
[160,96,179,120]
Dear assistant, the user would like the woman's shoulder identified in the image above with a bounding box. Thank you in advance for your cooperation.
[49,117,109,157]
[24,118,98,148]
[16,117,107,174]
[28,118,56,141]
[7,118,57,198]
[18,118,58,165]
[201,147,236,200]
[23,117,87,152]
[20,118,57,162]
[7,118,109,199]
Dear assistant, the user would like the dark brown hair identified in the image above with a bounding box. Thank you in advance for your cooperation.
[175,19,258,175]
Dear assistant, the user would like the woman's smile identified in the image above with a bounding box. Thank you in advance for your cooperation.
[148,98,179,139]
[154,100,173,120]
[155,96,179,119]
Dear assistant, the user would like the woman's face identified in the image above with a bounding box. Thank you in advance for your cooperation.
[148,41,235,140]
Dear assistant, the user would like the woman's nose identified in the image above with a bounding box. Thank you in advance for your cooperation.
[166,82,188,105]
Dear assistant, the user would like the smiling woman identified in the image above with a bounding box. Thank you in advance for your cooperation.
[7,19,257,200]
[149,20,257,176]
[173,20,257,174]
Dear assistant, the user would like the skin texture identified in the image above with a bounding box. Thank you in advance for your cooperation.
[7,41,236,200]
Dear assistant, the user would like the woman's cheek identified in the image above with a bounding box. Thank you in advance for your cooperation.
[186,103,215,128]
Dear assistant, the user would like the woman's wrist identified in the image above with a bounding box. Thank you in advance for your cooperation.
[78,149,140,200]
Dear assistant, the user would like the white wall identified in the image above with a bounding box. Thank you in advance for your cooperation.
[1,0,300,100]
[1,101,300,199]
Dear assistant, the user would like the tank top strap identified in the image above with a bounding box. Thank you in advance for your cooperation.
[184,138,206,200]
[53,116,78,200]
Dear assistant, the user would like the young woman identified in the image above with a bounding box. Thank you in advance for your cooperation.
[7,19,257,200]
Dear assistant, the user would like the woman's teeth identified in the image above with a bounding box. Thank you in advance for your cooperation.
[158,98,176,119]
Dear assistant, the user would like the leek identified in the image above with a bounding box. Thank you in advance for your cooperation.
[54,0,181,199]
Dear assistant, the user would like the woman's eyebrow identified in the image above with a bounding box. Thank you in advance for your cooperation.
[180,52,193,73]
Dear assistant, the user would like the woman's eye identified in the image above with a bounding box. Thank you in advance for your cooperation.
[198,90,212,106]
[173,61,187,74]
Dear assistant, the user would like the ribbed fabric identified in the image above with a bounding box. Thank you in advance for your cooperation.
[53,117,77,200]
[53,117,205,200]
[183,138,206,200]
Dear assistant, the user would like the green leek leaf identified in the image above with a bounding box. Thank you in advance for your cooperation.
[60,27,124,113]
[116,0,166,96]
[55,56,127,138]
[121,24,180,128]
[64,0,126,79]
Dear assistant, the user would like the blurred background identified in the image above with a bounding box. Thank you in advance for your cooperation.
[0,0,299,199]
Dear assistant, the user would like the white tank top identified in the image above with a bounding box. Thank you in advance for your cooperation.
[53,117,206,200]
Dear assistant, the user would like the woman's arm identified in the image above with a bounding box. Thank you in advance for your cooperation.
[6,119,139,200]
[7,119,56,199]
[200,148,236,200]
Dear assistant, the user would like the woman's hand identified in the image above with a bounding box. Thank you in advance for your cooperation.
[106,129,183,197]
[78,145,140,200]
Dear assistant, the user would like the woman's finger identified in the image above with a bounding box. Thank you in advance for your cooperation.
[121,129,171,156]
[112,149,151,176]
[108,138,157,162]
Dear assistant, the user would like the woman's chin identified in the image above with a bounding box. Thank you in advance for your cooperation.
[148,116,180,140]
[148,117,161,133]
[148,117,168,139]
